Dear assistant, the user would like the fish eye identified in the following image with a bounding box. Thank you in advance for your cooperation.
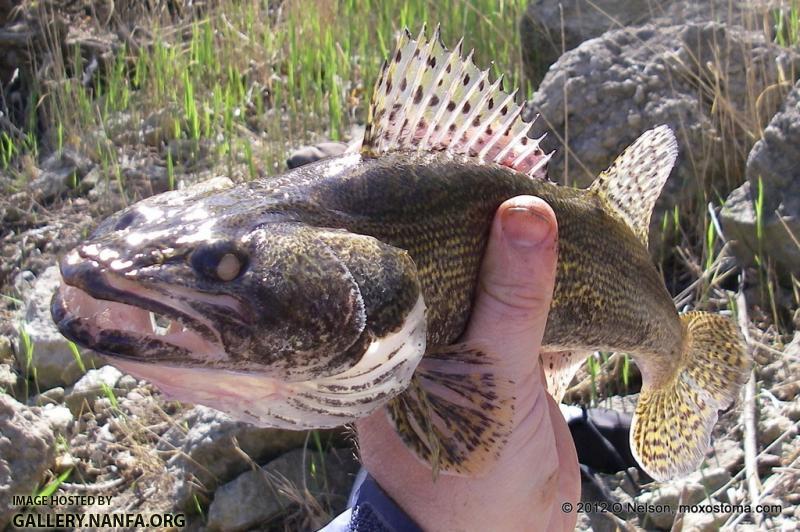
[216,253,241,281]
[114,210,141,231]
[190,243,247,282]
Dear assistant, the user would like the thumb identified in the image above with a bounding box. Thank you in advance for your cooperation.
[463,195,558,364]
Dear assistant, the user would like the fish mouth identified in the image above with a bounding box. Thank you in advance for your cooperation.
[52,249,236,366]
[53,248,429,430]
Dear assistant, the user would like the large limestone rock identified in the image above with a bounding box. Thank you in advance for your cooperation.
[206,448,359,531]
[520,0,659,85]
[0,395,56,528]
[157,406,345,509]
[721,78,800,278]
[519,0,775,86]
[13,266,104,389]
[526,22,799,232]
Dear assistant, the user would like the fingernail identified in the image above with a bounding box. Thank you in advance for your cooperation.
[501,206,552,249]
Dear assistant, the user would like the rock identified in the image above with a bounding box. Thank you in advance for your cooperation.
[759,415,796,446]
[757,453,782,476]
[140,108,177,147]
[784,401,800,422]
[527,22,800,238]
[680,509,731,532]
[705,438,744,476]
[158,406,327,508]
[760,496,784,516]
[520,0,772,86]
[32,386,65,405]
[64,365,123,415]
[206,448,359,531]
[12,270,37,299]
[0,363,19,397]
[637,485,681,529]
[721,78,800,278]
[286,141,349,169]
[580,468,631,532]
[12,265,104,389]
[116,374,138,392]
[637,476,717,530]
[520,0,657,85]
[0,335,13,362]
[28,148,94,203]
[40,404,74,435]
[0,394,56,528]
[78,166,103,194]
[688,467,730,493]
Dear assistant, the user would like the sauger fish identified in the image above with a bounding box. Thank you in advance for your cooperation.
[52,28,750,481]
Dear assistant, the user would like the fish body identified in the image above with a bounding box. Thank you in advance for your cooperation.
[52,28,749,480]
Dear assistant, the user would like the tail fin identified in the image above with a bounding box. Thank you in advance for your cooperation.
[630,312,750,481]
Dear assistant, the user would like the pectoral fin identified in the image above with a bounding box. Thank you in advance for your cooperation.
[387,342,514,478]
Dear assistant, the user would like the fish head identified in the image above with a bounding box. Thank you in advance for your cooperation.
[52,177,424,427]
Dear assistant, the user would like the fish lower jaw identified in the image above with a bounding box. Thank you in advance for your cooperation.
[102,295,427,430]
[54,283,227,363]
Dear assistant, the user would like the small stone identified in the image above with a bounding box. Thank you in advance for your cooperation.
[705,438,744,475]
[633,85,646,104]
[65,366,123,415]
[688,467,731,493]
[0,335,13,362]
[117,374,138,392]
[0,364,19,396]
[126,391,144,401]
[286,141,348,169]
[28,148,94,203]
[759,496,783,516]
[13,272,37,296]
[757,453,782,476]
[636,486,680,529]
[40,404,73,435]
[681,508,731,532]
[783,401,800,422]
[55,452,76,473]
[759,416,795,446]
[98,423,115,442]
[32,386,65,405]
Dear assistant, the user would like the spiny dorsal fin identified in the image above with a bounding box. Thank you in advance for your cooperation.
[590,125,678,246]
[362,26,551,179]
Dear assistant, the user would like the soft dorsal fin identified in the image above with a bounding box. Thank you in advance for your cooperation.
[590,125,678,245]
[362,26,551,179]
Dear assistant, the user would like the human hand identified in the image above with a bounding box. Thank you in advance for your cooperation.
[356,195,580,531]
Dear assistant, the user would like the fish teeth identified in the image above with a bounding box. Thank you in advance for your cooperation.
[149,311,172,336]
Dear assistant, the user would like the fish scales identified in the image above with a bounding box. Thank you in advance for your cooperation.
[52,27,749,481]
[276,152,681,360]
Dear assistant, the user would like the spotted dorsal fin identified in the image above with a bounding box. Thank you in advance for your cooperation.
[361,26,551,179]
[590,125,678,246]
